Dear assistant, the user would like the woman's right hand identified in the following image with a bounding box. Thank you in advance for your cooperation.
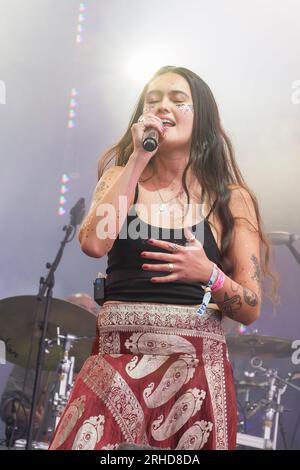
[130,112,165,161]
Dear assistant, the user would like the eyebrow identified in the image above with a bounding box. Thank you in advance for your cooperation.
[145,89,190,99]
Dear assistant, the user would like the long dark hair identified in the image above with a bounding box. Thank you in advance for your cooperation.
[98,65,279,307]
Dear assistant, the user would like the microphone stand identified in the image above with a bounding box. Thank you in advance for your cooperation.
[5,398,17,449]
[287,241,300,265]
[25,198,85,450]
[268,231,300,265]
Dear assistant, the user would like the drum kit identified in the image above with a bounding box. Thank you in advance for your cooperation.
[1,295,299,450]
[0,294,97,450]
[227,333,300,450]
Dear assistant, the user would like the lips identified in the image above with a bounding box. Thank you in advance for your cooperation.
[161,119,175,127]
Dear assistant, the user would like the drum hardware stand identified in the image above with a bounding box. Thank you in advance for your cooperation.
[25,198,85,450]
[49,329,94,431]
[52,328,76,429]
[237,356,300,449]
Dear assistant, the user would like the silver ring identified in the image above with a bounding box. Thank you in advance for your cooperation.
[167,263,174,272]
[170,243,179,253]
[138,115,146,123]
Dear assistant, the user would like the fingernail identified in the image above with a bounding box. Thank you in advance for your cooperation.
[148,239,154,244]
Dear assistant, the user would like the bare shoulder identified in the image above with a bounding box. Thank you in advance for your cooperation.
[207,185,259,252]
[228,185,259,231]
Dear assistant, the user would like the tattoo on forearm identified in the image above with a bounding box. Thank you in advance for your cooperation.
[230,280,239,293]
[251,254,262,290]
[220,292,242,317]
[243,287,258,307]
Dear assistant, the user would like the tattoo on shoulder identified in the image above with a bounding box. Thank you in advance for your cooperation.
[243,287,258,307]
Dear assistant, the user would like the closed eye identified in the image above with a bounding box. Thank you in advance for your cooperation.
[147,100,185,104]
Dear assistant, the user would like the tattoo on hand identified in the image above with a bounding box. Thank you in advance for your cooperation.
[243,287,258,307]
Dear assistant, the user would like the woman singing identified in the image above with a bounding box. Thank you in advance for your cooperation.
[49,65,278,450]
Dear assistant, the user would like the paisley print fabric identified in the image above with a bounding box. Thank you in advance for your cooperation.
[49,302,237,450]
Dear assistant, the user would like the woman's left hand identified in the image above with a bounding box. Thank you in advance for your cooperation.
[140,227,214,284]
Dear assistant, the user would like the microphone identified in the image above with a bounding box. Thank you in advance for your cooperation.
[267,231,300,245]
[142,128,159,152]
[70,198,85,227]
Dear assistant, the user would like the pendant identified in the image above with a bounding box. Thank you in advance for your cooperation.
[158,204,169,213]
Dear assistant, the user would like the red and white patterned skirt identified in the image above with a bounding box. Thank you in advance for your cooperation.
[49,301,237,450]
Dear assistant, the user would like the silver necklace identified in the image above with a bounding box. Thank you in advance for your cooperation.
[153,179,185,214]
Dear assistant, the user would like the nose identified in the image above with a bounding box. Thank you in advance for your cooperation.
[156,97,172,114]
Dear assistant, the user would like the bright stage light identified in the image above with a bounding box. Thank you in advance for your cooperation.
[126,46,174,83]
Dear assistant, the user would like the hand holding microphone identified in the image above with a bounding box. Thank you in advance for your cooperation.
[131,113,165,159]
[142,125,160,152]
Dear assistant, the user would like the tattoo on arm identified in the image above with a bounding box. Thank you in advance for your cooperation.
[79,176,113,240]
[220,292,242,317]
[251,254,262,291]
[79,211,95,241]
[243,287,258,307]
[230,279,239,293]
[93,180,110,203]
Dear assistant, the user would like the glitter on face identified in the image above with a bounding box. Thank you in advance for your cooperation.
[143,104,156,113]
[175,103,194,114]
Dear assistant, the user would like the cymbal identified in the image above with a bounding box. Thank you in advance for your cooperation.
[235,379,269,392]
[0,295,97,371]
[227,334,293,359]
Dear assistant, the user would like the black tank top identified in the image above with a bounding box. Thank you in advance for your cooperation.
[104,183,223,305]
